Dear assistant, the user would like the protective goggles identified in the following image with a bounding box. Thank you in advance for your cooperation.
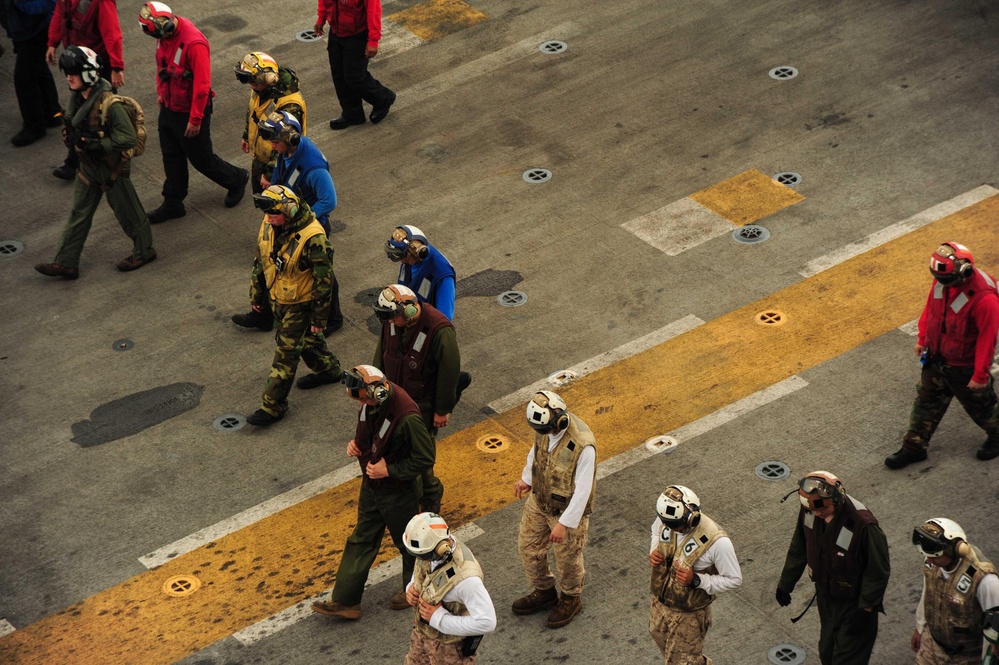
[252,194,283,215]
[234,69,254,84]
[342,370,370,399]
[373,305,397,321]
[981,609,999,643]
[257,122,283,142]
[798,476,837,498]
[384,239,409,262]
[138,6,166,36]
[657,514,686,530]
[912,526,949,558]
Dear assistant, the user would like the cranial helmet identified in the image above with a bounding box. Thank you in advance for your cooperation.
[929,242,975,286]
[343,365,391,403]
[657,485,701,530]
[252,185,300,219]
[403,512,452,560]
[912,517,967,559]
[797,471,845,512]
[374,284,420,321]
[59,45,102,87]
[257,110,302,146]
[385,225,429,262]
[235,52,279,86]
[526,390,568,433]
[138,1,176,38]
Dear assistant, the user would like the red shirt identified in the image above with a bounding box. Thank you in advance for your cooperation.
[153,17,212,125]
[918,269,999,384]
[47,0,125,71]
[316,0,383,48]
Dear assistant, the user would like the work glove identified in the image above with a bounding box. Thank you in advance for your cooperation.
[776,588,792,607]
[76,135,103,152]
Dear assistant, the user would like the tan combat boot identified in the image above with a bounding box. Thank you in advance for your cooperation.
[311,599,361,620]
[511,587,558,615]
[546,593,581,628]
[389,590,410,610]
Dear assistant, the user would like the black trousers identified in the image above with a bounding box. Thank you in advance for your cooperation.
[63,61,113,169]
[13,30,61,133]
[157,104,243,202]
[326,31,394,121]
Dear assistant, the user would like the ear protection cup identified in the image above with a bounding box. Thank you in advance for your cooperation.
[370,383,389,403]
[687,510,701,528]
[434,539,451,558]
[289,131,301,147]
[413,243,429,260]
[261,70,279,86]
[285,202,299,219]
[552,409,569,433]
[403,303,419,319]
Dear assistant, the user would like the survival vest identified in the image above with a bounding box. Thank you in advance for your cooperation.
[530,414,596,517]
[650,515,727,611]
[246,84,306,164]
[380,303,453,404]
[354,383,422,489]
[324,0,369,38]
[413,541,484,645]
[923,269,999,366]
[153,17,211,113]
[801,495,878,601]
[53,0,107,57]
[257,215,327,305]
[924,545,997,653]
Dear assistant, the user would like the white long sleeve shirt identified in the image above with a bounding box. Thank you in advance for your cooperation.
[649,517,743,596]
[406,549,497,637]
[520,427,596,529]
[915,569,999,659]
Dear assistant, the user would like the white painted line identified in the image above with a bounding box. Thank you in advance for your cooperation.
[596,375,809,480]
[798,186,998,278]
[899,320,919,336]
[140,464,362,569]
[391,21,580,114]
[378,19,427,60]
[486,315,705,414]
[232,523,485,646]
[0,618,15,638]
[622,197,735,256]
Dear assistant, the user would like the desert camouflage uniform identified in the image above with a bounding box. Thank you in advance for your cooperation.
[405,631,475,665]
[649,601,712,665]
[518,493,588,596]
[914,629,980,665]
[250,203,340,416]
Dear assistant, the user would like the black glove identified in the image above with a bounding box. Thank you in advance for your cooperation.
[776,588,792,607]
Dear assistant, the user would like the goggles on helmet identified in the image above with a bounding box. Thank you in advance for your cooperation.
[342,369,369,399]
[385,239,408,262]
[252,194,282,215]
[373,305,396,321]
[234,69,254,84]
[799,476,837,498]
[912,524,949,558]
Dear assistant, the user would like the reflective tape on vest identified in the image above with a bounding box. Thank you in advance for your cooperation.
[173,44,183,66]
[418,278,431,299]
[288,165,302,188]
[980,269,996,289]
[951,292,969,313]
[389,323,397,337]
[413,331,427,353]
[803,512,815,529]
[835,526,854,551]
[378,418,391,439]
[934,282,945,299]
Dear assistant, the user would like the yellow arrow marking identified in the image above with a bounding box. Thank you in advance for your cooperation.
[4,195,999,663]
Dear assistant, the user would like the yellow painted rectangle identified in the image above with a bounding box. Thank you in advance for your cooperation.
[388,0,488,42]
[5,195,999,664]
[689,168,805,225]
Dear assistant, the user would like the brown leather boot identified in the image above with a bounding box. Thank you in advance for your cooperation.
[311,599,361,620]
[546,594,581,628]
[34,263,79,280]
[389,590,410,610]
[511,587,558,615]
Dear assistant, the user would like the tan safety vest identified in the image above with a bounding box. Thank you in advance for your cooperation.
[530,414,596,517]
[650,514,727,611]
[924,545,996,652]
[412,542,484,645]
[247,91,307,163]
[257,217,326,305]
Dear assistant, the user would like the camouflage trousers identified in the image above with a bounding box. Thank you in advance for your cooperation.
[517,493,589,596]
[404,630,475,665]
[649,599,712,665]
[914,628,981,665]
[903,359,999,451]
[261,301,341,416]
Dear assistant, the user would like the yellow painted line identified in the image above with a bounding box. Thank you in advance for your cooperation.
[4,195,999,664]
[689,168,805,225]
[388,0,488,43]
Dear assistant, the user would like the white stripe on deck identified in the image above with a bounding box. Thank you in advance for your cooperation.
[486,315,705,414]
[0,619,16,638]
[231,523,485,646]
[798,186,998,278]
[596,375,810,480]
[139,464,362,569]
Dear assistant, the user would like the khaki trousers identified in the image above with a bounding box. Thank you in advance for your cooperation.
[517,493,589,596]
[649,599,712,665]
[405,630,475,665]
[915,629,980,665]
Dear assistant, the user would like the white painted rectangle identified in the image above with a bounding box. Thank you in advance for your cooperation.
[622,198,735,256]
[0,619,15,638]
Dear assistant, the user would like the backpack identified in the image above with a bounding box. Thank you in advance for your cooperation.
[98,94,147,159]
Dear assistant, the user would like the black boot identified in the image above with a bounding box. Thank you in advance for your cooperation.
[884,447,928,469]
[232,309,273,331]
[148,199,186,224]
